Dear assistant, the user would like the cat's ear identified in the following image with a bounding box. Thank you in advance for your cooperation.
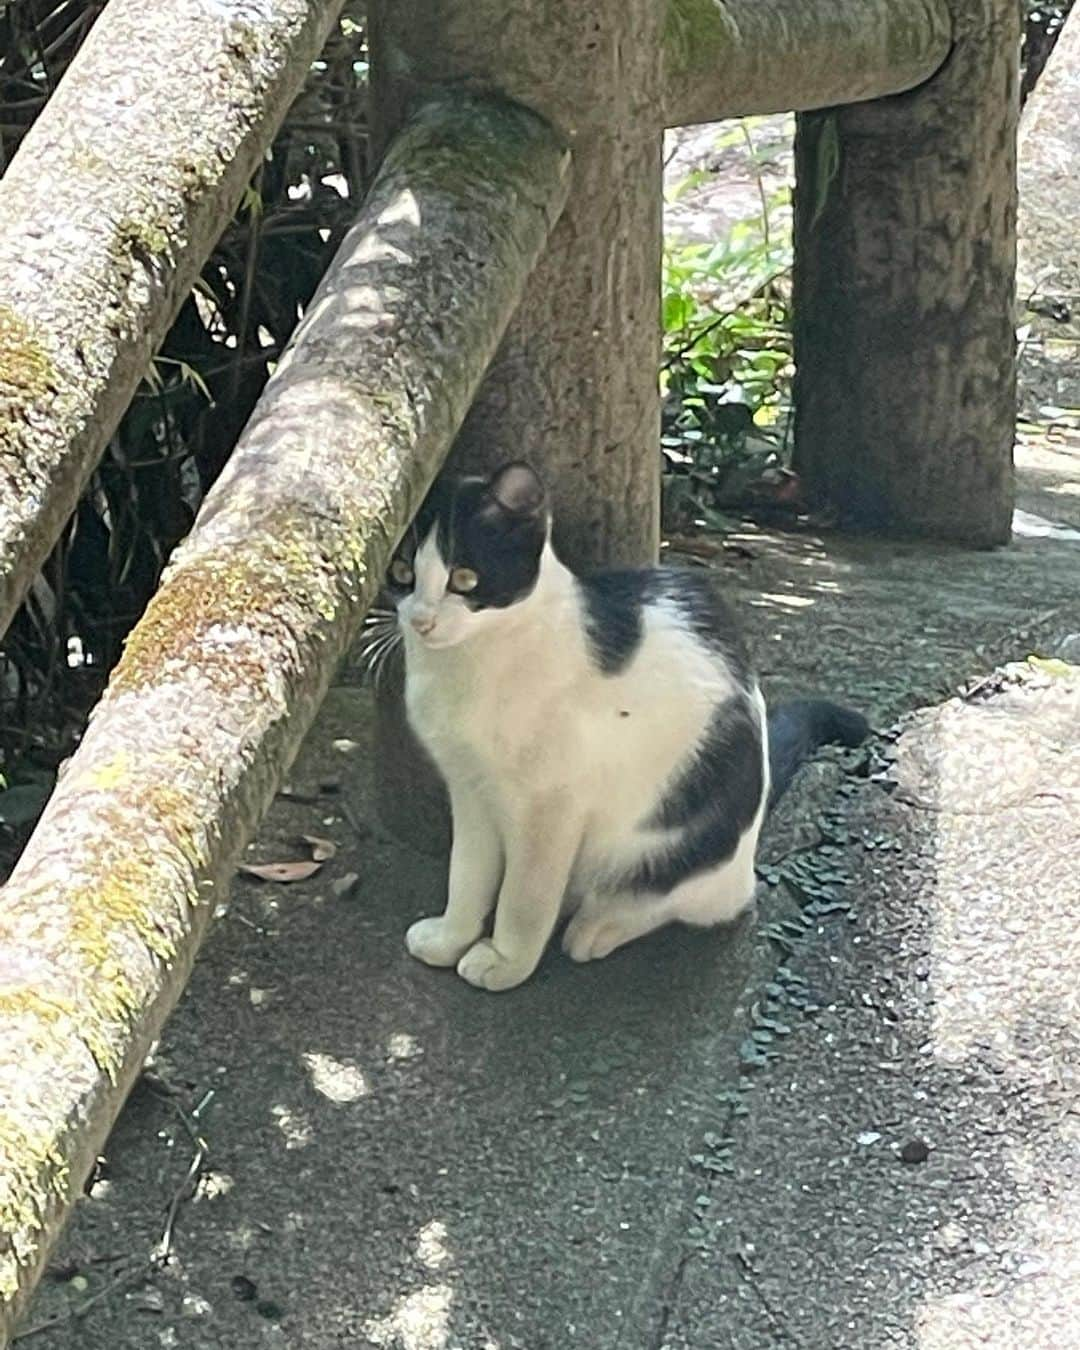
[487,461,546,518]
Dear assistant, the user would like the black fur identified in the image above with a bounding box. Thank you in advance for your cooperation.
[577,570,646,673]
[436,478,545,609]
[579,567,753,683]
[766,699,870,809]
[623,696,765,894]
[387,466,868,896]
[619,697,867,897]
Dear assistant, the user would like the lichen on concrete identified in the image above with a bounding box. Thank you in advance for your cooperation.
[0,85,569,1343]
[0,998,79,1290]
[662,0,953,126]
[383,94,568,213]
[0,0,348,645]
[663,0,733,76]
[113,539,340,698]
[0,1110,69,1300]
[114,217,174,264]
[0,992,76,1059]
[0,307,53,432]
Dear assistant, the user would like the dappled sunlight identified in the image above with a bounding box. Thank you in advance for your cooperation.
[270,1103,313,1149]
[888,667,1080,1345]
[363,1283,455,1350]
[911,697,1080,1070]
[916,1156,1080,1347]
[752,590,816,609]
[192,1169,234,1201]
[386,1030,423,1062]
[1012,507,1080,541]
[360,1217,500,1350]
[377,188,423,229]
[303,1050,370,1103]
[346,224,417,268]
[416,1220,451,1271]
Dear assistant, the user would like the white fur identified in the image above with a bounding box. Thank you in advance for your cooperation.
[399,537,766,991]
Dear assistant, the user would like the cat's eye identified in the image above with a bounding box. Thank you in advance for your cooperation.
[448,566,479,594]
[389,558,414,587]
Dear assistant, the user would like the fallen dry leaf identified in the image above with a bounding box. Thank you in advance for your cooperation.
[239,860,322,883]
[302,833,337,862]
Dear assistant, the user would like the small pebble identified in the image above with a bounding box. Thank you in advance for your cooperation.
[900,1138,930,1165]
[231,1275,257,1302]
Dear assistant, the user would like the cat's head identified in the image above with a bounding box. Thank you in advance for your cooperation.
[387,461,549,649]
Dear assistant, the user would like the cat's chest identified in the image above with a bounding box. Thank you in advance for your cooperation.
[405,648,547,768]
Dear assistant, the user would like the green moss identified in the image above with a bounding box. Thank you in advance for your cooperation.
[54,516,372,1071]
[112,520,361,697]
[0,994,76,1292]
[0,306,54,429]
[389,94,567,207]
[60,782,203,1075]
[115,216,172,261]
[663,0,733,75]
[0,782,205,1082]
[67,865,176,1075]
[180,156,221,197]
[0,990,77,1052]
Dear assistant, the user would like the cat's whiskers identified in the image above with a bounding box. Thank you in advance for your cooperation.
[356,611,402,690]
[357,623,395,652]
[369,632,402,691]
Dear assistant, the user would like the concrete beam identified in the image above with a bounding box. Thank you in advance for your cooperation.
[663,0,952,128]
[0,92,569,1342]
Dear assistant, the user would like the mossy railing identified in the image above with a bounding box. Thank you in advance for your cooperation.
[0,0,349,639]
[0,92,569,1342]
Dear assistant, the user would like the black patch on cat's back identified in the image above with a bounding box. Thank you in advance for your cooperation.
[577,569,649,674]
[578,566,754,682]
[577,564,765,894]
[625,695,764,894]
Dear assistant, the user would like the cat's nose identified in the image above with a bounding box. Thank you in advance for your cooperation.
[410,613,436,636]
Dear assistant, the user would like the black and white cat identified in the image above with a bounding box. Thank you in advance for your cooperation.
[363,461,866,992]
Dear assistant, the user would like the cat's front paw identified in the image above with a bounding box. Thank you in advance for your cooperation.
[406,916,480,968]
[456,939,535,992]
[563,911,622,963]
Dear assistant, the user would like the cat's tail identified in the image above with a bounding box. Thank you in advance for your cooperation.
[766,698,870,811]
